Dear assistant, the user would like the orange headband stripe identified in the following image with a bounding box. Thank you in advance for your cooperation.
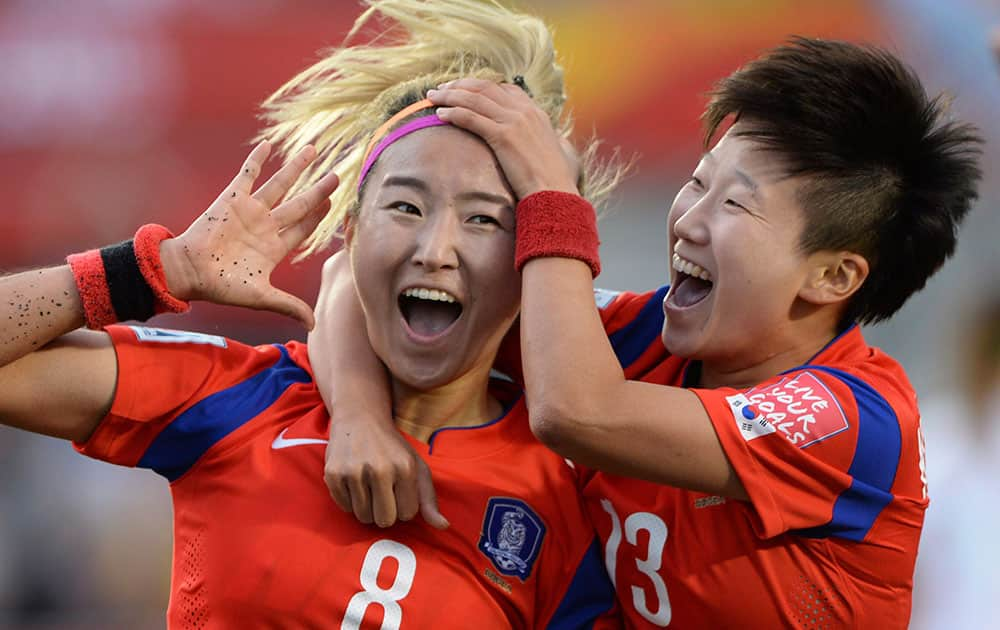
[361,98,436,167]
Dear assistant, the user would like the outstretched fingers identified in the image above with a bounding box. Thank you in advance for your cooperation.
[228,141,272,196]
[271,170,340,232]
[279,198,330,252]
[253,145,318,208]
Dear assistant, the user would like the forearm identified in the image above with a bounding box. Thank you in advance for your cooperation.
[520,258,744,496]
[520,258,627,450]
[309,251,392,427]
[0,266,86,368]
[311,252,447,529]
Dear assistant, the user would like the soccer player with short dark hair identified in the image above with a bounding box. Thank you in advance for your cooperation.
[320,37,983,627]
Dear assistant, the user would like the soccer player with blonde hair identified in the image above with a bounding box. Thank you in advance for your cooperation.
[0,1,623,626]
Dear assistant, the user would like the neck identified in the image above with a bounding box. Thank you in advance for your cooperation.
[699,317,846,389]
[391,365,502,443]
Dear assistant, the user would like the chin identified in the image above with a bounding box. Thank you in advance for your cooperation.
[661,319,700,360]
[662,333,696,360]
[390,362,458,393]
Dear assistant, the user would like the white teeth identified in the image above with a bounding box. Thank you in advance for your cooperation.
[403,287,457,303]
[672,253,713,283]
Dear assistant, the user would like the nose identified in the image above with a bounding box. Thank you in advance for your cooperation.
[669,193,710,246]
[412,212,460,271]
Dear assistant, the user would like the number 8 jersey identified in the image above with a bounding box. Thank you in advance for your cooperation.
[587,287,927,629]
[74,325,620,630]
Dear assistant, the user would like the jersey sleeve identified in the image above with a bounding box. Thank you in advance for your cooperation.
[596,285,670,376]
[73,325,311,481]
[692,367,910,541]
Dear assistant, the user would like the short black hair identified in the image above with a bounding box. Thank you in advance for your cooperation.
[703,37,982,325]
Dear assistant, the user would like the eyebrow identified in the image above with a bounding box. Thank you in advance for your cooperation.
[381,175,514,209]
[701,152,759,196]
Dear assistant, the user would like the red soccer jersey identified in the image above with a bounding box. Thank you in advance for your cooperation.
[584,287,927,629]
[75,325,619,630]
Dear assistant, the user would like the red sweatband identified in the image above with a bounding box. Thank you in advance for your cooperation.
[67,224,189,330]
[515,190,601,277]
[67,249,116,330]
[134,224,189,315]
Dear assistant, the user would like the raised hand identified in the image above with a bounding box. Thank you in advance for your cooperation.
[160,142,339,329]
[428,79,579,200]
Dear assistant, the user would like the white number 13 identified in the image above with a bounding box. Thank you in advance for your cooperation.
[601,499,672,626]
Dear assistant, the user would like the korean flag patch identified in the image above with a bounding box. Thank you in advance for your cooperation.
[726,393,776,442]
[478,497,546,582]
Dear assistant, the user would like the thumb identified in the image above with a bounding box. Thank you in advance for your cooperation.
[257,287,316,330]
[416,460,449,530]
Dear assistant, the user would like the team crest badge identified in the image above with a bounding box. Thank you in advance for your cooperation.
[478,497,546,581]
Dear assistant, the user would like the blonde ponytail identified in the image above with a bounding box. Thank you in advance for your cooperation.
[258,0,623,257]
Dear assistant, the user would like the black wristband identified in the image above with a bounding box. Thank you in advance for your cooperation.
[100,239,157,323]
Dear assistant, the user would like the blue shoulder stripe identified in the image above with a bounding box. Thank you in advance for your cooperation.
[606,285,668,368]
[138,345,311,481]
[792,367,901,541]
[547,538,617,629]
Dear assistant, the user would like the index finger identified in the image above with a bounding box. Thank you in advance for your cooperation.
[435,77,498,93]
[227,141,272,196]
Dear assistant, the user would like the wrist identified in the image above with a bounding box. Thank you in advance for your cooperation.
[335,408,396,429]
[519,179,579,201]
[67,224,190,330]
[515,190,601,277]
[157,237,197,302]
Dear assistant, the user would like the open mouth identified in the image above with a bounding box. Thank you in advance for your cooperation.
[398,287,464,338]
[668,253,713,308]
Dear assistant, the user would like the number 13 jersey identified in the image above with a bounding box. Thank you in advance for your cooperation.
[587,287,927,629]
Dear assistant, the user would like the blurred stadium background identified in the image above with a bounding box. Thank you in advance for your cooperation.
[0,0,997,628]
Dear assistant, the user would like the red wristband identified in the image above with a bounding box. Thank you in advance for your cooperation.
[67,223,189,330]
[134,224,189,315]
[67,249,116,330]
[515,190,601,277]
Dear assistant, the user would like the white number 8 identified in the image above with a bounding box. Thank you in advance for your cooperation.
[341,539,417,630]
[602,499,672,626]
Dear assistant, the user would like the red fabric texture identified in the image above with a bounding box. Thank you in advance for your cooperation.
[515,191,601,277]
[134,224,190,315]
[66,249,117,330]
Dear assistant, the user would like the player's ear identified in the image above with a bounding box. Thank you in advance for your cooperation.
[798,250,869,306]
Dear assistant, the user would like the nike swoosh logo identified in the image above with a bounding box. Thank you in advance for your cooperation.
[271,428,329,450]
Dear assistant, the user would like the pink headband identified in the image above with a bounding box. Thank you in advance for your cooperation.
[358,114,450,190]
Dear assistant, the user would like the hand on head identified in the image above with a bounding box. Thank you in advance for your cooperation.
[161,142,340,329]
[428,79,580,199]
